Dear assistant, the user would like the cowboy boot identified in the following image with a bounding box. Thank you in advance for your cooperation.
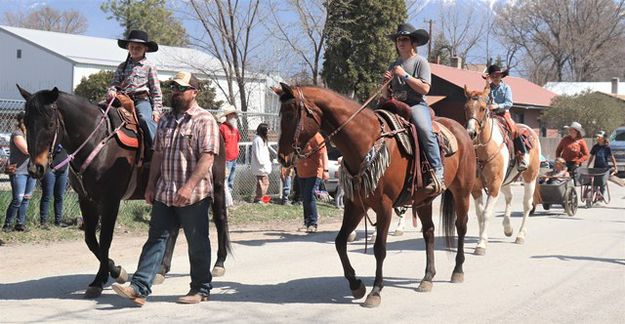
[514,137,529,172]
[423,168,446,194]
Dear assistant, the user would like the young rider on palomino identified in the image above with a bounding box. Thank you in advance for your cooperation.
[382,23,444,194]
[484,64,529,171]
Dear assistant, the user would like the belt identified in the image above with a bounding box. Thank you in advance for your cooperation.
[129,91,149,101]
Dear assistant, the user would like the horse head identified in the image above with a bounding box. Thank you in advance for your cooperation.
[463,81,490,140]
[17,85,62,179]
[272,82,321,167]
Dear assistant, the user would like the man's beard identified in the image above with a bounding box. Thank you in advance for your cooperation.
[171,94,191,113]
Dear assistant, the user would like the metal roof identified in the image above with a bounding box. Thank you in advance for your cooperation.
[543,81,625,96]
[0,25,222,72]
[431,63,557,107]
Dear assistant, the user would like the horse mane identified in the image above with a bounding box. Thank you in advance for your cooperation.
[300,86,370,114]
[28,89,99,117]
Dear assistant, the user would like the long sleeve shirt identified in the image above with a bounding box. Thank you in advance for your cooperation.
[489,81,513,113]
[296,133,327,179]
[251,135,272,176]
[556,136,590,166]
[109,57,163,113]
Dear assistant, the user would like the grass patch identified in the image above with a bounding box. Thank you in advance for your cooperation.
[0,195,344,245]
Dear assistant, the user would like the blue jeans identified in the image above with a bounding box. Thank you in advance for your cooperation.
[299,177,321,226]
[135,99,157,148]
[410,102,442,172]
[281,175,292,203]
[130,198,212,298]
[39,168,69,224]
[4,174,37,227]
[225,160,237,191]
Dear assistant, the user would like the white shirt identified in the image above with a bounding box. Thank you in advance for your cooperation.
[251,135,272,176]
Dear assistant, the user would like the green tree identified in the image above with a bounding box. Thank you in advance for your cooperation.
[160,80,223,110]
[74,70,115,103]
[541,91,625,137]
[101,0,188,47]
[322,0,406,101]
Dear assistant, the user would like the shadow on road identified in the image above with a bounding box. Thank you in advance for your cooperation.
[531,254,625,265]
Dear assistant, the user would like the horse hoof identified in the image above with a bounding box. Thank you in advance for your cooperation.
[474,247,486,256]
[212,266,226,277]
[152,273,165,285]
[351,282,366,299]
[394,229,404,236]
[115,267,128,284]
[84,286,103,298]
[416,280,433,292]
[451,272,464,283]
[515,237,525,245]
[361,292,381,308]
[347,232,357,242]
[504,229,513,237]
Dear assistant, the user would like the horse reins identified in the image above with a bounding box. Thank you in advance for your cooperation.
[291,78,392,160]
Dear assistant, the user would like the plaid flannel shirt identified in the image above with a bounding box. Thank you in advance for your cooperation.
[153,103,219,207]
[109,57,163,114]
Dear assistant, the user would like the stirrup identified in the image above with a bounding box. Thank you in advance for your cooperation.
[423,170,445,194]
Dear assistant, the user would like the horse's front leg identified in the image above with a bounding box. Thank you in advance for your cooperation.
[79,198,104,298]
[362,202,393,308]
[475,192,499,255]
[98,200,126,286]
[335,200,366,300]
[501,185,514,237]
[516,180,536,244]
[415,204,436,292]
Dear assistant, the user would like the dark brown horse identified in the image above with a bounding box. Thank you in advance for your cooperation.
[17,86,230,298]
[274,84,476,307]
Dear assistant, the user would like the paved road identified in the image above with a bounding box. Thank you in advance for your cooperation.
[1,184,624,323]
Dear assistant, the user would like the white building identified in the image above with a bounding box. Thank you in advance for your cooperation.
[0,25,282,113]
[544,78,625,97]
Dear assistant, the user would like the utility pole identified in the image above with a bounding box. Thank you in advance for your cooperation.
[425,19,433,62]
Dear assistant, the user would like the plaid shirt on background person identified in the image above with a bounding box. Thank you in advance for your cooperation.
[153,103,219,207]
[108,57,163,114]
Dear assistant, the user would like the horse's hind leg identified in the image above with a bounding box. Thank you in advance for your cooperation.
[335,200,366,300]
[211,189,230,277]
[452,193,470,283]
[501,185,514,237]
[516,180,536,244]
[415,204,435,292]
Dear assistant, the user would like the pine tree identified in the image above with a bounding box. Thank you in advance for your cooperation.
[101,0,187,47]
[322,0,406,101]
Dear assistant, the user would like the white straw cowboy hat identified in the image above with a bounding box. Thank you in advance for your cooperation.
[564,121,585,137]
[218,104,239,123]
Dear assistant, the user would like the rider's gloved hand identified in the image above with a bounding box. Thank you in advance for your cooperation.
[106,89,117,101]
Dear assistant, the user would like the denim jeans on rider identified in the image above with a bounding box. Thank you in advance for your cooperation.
[410,102,443,175]
[135,99,157,148]
[39,168,69,225]
[225,159,237,191]
[299,177,321,227]
[130,198,212,298]
[4,173,37,227]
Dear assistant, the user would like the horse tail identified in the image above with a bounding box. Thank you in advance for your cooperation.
[441,189,456,249]
[212,134,232,255]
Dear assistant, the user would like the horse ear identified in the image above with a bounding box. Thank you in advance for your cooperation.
[483,80,490,97]
[271,86,283,96]
[463,85,470,98]
[46,87,60,103]
[280,82,294,99]
[16,84,32,100]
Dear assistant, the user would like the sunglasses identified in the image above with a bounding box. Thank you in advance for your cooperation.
[170,83,195,92]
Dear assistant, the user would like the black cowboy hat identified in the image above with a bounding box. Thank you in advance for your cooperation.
[486,64,509,78]
[118,30,158,53]
[387,23,429,47]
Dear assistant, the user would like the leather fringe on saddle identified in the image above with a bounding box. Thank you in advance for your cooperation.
[339,140,390,202]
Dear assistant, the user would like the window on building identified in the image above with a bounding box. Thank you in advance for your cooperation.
[17,49,22,59]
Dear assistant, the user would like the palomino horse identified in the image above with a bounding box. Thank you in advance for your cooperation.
[274,83,475,307]
[18,86,231,297]
[464,84,541,255]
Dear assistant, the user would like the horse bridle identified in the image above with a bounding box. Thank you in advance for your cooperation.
[465,95,490,130]
[285,80,392,160]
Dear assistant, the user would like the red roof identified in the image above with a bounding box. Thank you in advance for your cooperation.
[430,63,557,107]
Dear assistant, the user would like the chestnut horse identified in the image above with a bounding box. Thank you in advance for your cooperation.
[18,86,231,297]
[274,84,475,307]
[464,84,541,255]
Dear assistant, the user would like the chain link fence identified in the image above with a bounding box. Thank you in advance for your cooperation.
[0,98,282,227]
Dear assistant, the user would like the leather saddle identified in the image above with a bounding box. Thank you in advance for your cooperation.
[376,98,458,207]
[99,94,142,150]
